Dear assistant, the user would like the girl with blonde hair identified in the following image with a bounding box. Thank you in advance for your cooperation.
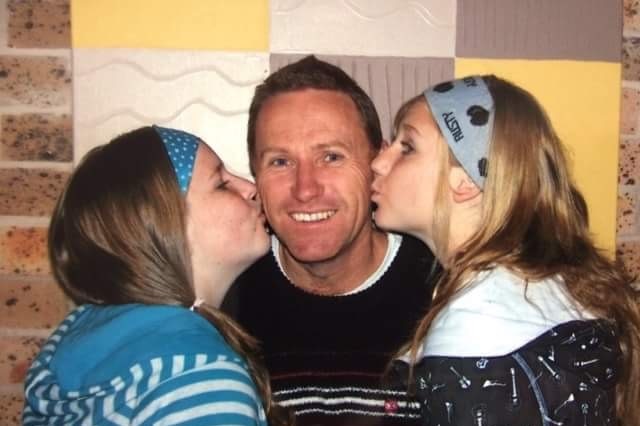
[372,76,640,425]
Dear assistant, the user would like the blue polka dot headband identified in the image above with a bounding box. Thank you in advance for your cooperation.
[424,76,495,189]
[152,125,200,193]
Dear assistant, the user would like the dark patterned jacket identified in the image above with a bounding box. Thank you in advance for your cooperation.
[390,268,622,426]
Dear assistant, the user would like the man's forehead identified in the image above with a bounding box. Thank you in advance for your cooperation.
[258,139,353,153]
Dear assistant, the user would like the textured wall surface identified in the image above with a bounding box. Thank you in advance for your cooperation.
[0,0,72,422]
[619,0,640,278]
[70,0,623,252]
[0,1,633,424]
[73,49,268,176]
[270,0,455,57]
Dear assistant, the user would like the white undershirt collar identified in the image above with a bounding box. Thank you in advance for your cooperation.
[271,233,402,296]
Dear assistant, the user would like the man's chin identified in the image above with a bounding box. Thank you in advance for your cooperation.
[280,242,341,265]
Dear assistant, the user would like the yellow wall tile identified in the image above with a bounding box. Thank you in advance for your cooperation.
[71,0,268,50]
[455,59,620,253]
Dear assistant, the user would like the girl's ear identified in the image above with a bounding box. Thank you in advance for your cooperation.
[448,166,481,203]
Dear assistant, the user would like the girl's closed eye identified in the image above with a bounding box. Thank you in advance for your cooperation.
[400,140,415,155]
[217,180,229,190]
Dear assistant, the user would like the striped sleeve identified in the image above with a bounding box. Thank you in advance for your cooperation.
[130,354,267,426]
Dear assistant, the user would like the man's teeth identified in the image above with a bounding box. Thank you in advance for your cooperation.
[291,210,336,222]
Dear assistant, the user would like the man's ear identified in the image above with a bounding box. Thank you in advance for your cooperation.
[449,166,481,203]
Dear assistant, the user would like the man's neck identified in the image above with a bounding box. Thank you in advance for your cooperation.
[279,228,388,295]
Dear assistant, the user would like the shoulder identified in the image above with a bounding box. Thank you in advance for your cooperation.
[119,305,238,359]
[422,267,593,357]
[342,233,436,301]
[379,233,438,287]
[228,250,281,294]
[54,304,239,386]
[405,320,620,426]
[395,233,437,267]
[222,249,284,317]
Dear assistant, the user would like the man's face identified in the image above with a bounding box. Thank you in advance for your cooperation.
[253,89,376,264]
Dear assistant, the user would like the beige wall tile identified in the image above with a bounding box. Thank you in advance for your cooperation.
[617,240,640,277]
[618,189,638,235]
[623,37,640,80]
[0,227,49,276]
[0,392,24,426]
[0,278,67,328]
[624,0,640,33]
[0,168,68,216]
[0,336,44,385]
[7,0,70,48]
[619,138,640,186]
[621,87,640,135]
[0,55,71,108]
[1,114,72,161]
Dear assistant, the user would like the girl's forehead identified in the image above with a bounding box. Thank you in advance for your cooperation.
[400,102,438,132]
[194,143,222,172]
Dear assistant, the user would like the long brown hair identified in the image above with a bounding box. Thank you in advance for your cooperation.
[397,76,640,424]
[49,127,292,426]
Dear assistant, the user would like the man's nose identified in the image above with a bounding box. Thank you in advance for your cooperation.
[292,161,322,202]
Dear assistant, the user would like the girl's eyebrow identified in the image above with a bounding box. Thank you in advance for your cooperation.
[401,122,421,136]
[208,160,223,181]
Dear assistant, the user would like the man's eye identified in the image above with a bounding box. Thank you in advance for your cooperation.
[324,152,343,162]
[269,158,288,167]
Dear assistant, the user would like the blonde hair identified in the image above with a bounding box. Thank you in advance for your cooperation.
[49,127,292,426]
[396,76,640,424]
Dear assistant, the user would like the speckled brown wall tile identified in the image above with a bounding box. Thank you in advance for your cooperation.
[0,168,68,216]
[618,190,638,235]
[0,114,72,161]
[623,37,640,81]
[0,336,45,385]
[617,240,640,277]
[625,0,640,32]
[621,87,640,135]
[0,279,67,328]
[0,393,23,426]
[7,0,70,48]
[619,138,640,185]
[0,227,49,275]
[0,55,71,108]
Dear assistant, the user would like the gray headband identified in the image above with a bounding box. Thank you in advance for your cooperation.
[424,76,494,189]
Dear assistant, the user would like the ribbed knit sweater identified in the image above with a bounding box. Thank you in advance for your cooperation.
[223,235,437,426]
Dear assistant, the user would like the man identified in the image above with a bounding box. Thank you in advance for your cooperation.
[223,56,437,426]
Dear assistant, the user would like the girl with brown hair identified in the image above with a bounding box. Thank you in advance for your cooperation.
[372,76,640,425]
[23,126,291,425]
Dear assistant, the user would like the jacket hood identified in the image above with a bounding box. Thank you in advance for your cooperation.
[22,304,224,424]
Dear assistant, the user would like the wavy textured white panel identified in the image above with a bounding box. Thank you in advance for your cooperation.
[271,0,455,57]
[73,49,269,178]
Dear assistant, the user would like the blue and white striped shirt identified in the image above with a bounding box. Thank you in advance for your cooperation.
[23,304,267,425]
